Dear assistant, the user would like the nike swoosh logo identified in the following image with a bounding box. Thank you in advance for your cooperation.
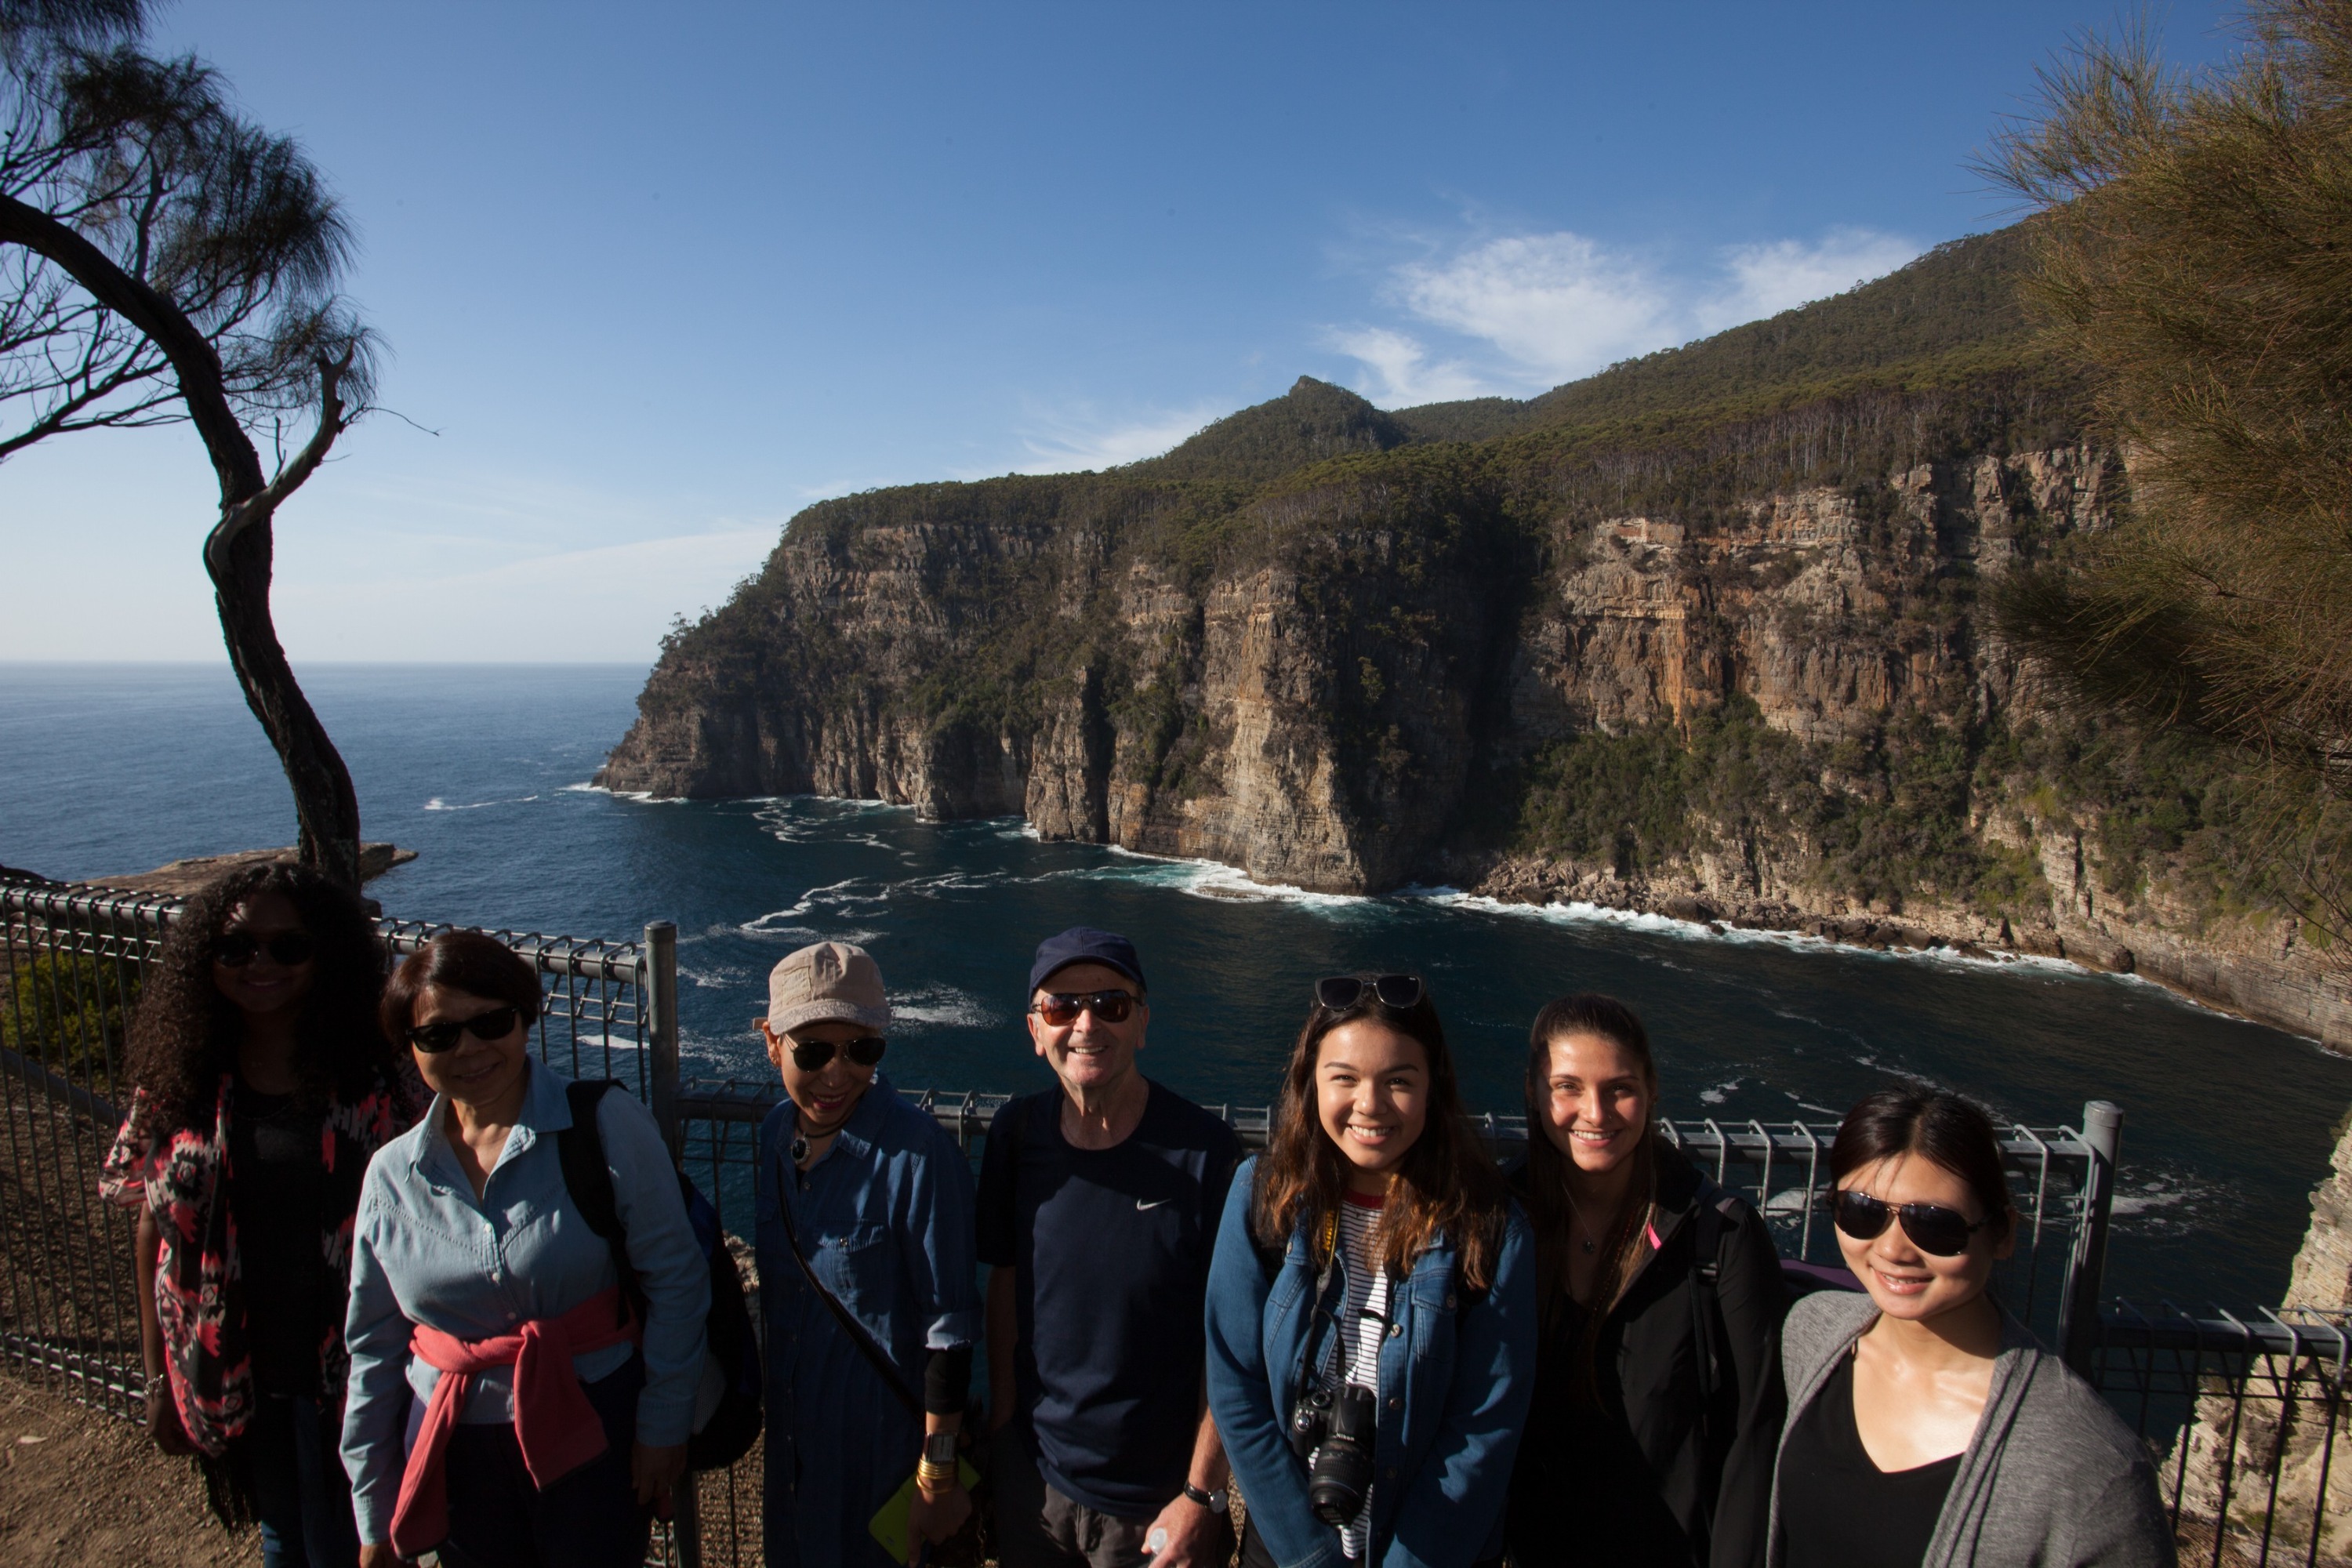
[1136,1199,1171,1210]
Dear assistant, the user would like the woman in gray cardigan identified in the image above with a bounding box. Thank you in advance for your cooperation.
[1769,1091,2172,1568]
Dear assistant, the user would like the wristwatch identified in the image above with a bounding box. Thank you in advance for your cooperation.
[923,1430,959,1468]
[1181,1482,1231,1514]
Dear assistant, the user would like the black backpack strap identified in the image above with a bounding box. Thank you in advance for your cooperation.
[557,1079,639,1328]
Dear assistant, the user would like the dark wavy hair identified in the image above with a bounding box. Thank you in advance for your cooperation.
[1250,981,1508,1290]
[124,862,394,1134]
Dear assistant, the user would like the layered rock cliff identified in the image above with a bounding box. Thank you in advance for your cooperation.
[600,230,2350,1049]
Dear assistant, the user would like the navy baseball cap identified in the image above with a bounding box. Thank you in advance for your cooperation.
[1028,927,1148,996]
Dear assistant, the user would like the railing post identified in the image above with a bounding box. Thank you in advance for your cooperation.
[2060,1099,2124,1372]
[640,919,702,1566]
[645,920,681,1161]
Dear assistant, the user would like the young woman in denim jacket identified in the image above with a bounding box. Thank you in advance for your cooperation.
[1204,975,1536,1568]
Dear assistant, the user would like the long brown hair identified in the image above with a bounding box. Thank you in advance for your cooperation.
[1523,993,1659,1396]
[1250,980,1508,1290]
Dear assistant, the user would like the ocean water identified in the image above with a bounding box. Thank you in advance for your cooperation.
[4,661,2347,1312]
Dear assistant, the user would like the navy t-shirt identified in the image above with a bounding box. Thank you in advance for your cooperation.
[976,1080,1243,1519]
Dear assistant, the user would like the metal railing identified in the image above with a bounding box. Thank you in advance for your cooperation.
[673,1077,2116,1354]
[2092,1305,2352,1566]
[0,881,2339,1566]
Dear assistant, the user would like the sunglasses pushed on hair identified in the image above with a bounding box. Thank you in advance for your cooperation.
[212,930,317,968]
[789,1035,887,1073]
[1029,990,1138,1026]
[1315,973,1424,1011]
[406,1007,525,1054]
[1829,1189,1993,1258]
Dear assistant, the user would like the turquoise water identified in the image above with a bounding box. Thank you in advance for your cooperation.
[4,661,2346,1312]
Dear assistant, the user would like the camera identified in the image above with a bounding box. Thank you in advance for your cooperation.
[1287,1379,1377,1528]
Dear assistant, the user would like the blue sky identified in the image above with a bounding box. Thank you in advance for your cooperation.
[4,2,2241,662]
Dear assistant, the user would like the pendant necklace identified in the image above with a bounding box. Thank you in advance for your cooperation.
[791,1131,810,1166]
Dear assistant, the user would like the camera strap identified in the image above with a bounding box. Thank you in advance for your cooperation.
[771,1151,925,1421]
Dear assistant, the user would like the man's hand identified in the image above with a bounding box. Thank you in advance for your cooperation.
[143,1382,194,1456]
[632,1439,689,1510]
[1140,1491,1222,1568]
[358,1544,407,1568]
[906,1479,973,1565]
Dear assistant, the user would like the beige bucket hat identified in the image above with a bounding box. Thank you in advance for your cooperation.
[766,940,891,1033]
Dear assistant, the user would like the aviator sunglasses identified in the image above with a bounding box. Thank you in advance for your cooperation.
[405,1006,525,1054]
[212,929,317,967]
[1830,1188,1993,1258]
[788,1035,887,1073]
[1314,973,1425,1011]
[1029,990,1138,1026]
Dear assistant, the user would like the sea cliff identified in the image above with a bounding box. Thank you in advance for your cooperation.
[600,230,2350,1050]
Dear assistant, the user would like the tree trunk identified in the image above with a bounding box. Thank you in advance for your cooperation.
[0,193,364,890]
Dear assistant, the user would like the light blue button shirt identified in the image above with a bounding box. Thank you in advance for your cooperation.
[339,1058,710,1543]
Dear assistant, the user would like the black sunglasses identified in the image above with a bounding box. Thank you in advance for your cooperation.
[406,1006,526,1054]
[212,929,317,968]
[1029,990,1138,1027]
[789,1035,887,1073]
[1315,973,1425,1011]
[1830,1189,1993,1258]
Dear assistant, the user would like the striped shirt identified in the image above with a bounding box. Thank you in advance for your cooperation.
[1333,1190,1389,1560]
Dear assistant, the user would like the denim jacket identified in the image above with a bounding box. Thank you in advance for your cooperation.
[339,1060,710,1544]
[1204,1157,1537,1568]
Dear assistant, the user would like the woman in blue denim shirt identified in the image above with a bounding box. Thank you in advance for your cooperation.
[753,941,982,1568]
[1204,975,1536,1568]
[340,931,710,1568]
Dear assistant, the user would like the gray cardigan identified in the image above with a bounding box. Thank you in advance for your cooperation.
[1769,1292,2175,1568]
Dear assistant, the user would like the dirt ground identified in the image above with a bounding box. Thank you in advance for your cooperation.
[0,1368,257,1567]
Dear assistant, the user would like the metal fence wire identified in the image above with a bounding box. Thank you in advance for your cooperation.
[0,882,2342,1566]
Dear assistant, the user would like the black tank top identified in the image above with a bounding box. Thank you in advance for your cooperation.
[1779,1352,1959,1568]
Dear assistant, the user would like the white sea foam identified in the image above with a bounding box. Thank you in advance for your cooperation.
[423,794,541,811]
[1698,1078,1742,1106]
[890,985,1000,1030]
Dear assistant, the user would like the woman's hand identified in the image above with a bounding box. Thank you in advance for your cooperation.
[907,1479,973,1565]
[632,1439,688,1510]
[143,1381,194,1456]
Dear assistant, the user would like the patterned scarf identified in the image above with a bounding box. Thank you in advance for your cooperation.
[100,1069,419,1457]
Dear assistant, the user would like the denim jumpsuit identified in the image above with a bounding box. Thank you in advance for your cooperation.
[755,1076,981,1568]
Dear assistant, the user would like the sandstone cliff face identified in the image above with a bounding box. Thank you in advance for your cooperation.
[600,415,2347,1046]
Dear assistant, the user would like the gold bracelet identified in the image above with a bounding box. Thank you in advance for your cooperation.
[916,1459,957,1488]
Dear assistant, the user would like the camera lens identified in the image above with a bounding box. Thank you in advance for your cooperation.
[1305,1384,1377,1528]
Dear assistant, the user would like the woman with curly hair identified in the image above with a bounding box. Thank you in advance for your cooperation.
[100,862,420,1568]
[1204,973,1537,1568]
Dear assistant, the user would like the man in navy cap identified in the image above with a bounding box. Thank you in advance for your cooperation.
[978,928,1242,1568]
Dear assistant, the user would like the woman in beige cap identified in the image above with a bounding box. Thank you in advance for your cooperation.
[754,940,982,1568]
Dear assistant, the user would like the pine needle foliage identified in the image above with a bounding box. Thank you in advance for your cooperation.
[1989,2,2352,783]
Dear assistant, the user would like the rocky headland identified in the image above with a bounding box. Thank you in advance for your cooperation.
[600,227,2350,1051]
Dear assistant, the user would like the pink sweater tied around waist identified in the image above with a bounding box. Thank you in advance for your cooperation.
[389,1285,641,1557]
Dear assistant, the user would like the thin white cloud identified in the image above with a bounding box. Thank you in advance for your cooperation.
[1330,226,1925,405]
[1396,232,1677,381]
[1321,327,1490,406]
[1700,227,1928,334]
[1004,403,1226,474]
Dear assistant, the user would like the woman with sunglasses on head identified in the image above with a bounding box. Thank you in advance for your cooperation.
[1769,1090,2170,1568]
[751,941,981,1568]
[1506,994,1785,1568]
[100,863,421,1568]
[339,930,710,1568]
[1204,973,1537,1568]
